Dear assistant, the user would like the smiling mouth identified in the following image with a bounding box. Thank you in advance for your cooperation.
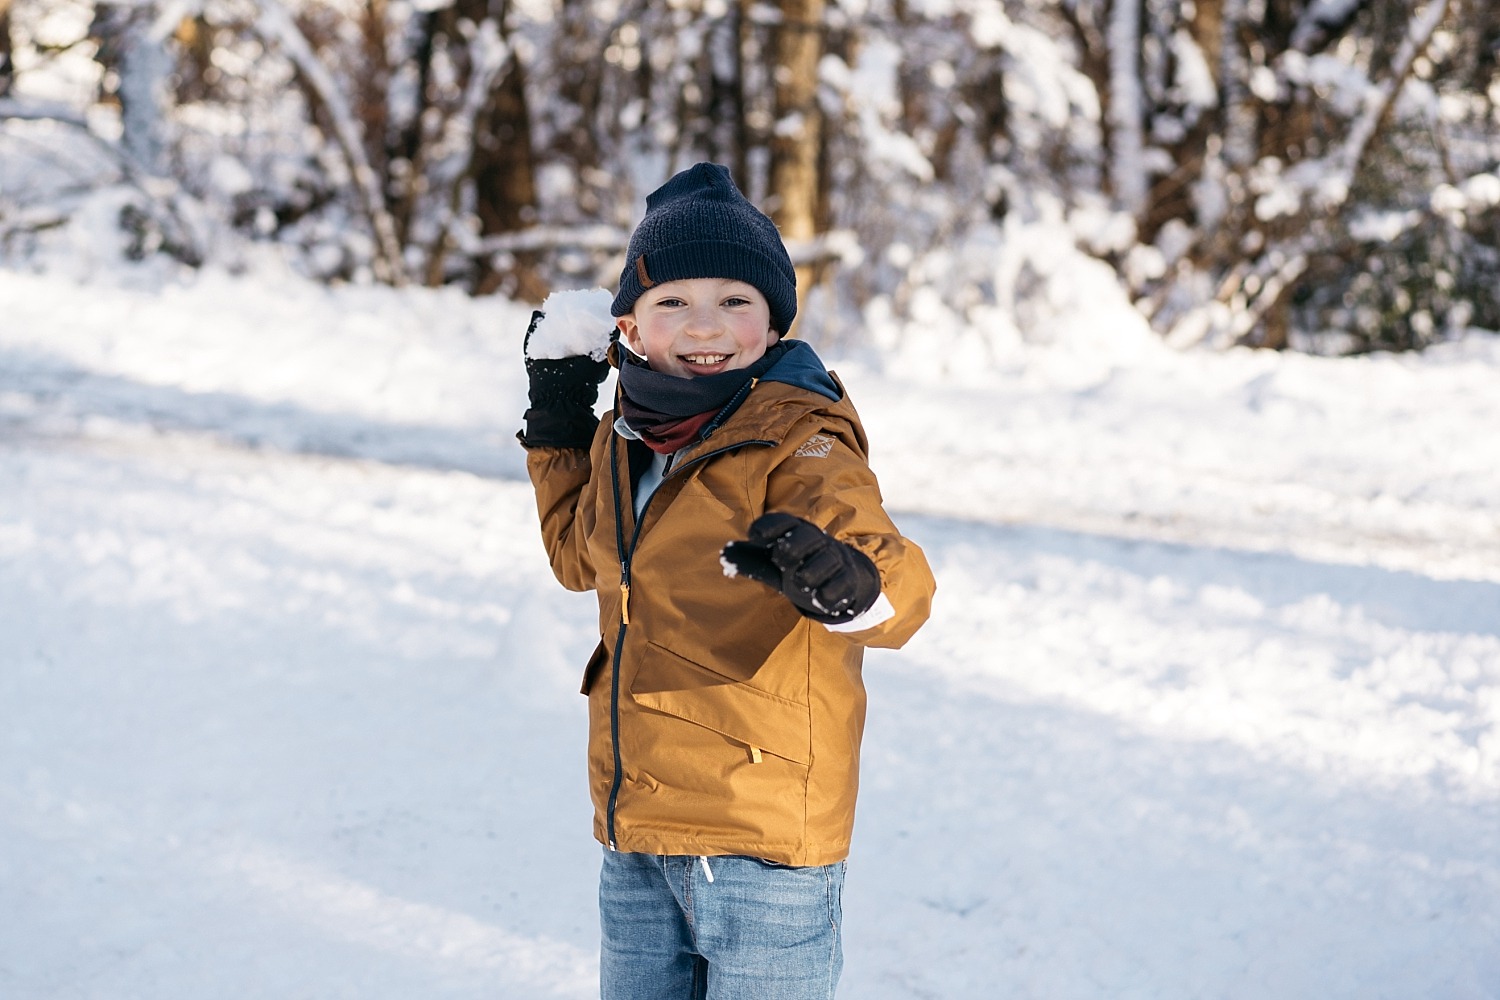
[681,354,731,365]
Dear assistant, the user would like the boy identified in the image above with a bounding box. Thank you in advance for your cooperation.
[518,162,935,999]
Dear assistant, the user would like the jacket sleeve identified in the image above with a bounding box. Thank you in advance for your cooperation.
[761,415,935,649]
[523,417,609,593]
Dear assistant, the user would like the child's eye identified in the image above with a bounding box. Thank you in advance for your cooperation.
[656,297,686,308]
[723,296,751,307]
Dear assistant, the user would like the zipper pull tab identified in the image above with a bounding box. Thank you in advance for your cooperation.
[620,581,631,625]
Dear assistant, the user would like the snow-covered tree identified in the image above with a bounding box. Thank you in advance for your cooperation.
[2,0,1497,352]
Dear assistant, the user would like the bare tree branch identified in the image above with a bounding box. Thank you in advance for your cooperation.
[1219,0,1453,342]
[0,99,203,264]
[249,0,407,285]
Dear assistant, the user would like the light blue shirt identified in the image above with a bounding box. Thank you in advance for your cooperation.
[614,416,671,518]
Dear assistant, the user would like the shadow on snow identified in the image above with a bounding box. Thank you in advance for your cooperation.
[0,346,529,481]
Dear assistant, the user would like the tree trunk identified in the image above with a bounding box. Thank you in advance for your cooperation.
[705,4,748,176]
[354,1,393,233]
[1061,0,1111,173]
[1140,0,1222,244]
[465,0,544,301]
[1219,0,1256,171]
[549,0,608,217]
[171,14,217,105]
[92,2,173,174]
[767,0,826,330]
[1106,0,1147,216]
[0,0,15,98]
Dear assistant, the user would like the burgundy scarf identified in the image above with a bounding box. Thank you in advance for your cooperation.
[617,343,788,454]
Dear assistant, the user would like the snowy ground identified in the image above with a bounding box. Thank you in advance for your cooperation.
[2,264,1497,999]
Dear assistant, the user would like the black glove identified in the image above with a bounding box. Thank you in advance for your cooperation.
[518,309,611,449]
[721,513,881,624]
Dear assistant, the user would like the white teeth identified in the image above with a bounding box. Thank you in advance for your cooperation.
[684,354,729,364]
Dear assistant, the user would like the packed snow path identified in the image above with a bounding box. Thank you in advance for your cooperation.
[2,271,1496,998]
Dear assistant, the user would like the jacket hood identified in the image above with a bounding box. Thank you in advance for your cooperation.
[760,339,842,402]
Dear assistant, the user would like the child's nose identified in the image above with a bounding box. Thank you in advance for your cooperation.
[684,304,721,335]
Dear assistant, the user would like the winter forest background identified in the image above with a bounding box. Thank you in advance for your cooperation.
[2,0,1499,355]
[4,3,1500,997]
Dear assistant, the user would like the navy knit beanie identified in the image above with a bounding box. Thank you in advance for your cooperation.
[611,163,799,335]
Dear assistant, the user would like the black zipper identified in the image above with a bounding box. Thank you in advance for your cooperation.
[605,429,628,849]
[602,426,775,849]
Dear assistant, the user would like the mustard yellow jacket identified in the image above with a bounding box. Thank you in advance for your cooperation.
[525,342,935,866]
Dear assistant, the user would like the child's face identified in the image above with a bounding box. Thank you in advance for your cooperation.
[616,278,779,379]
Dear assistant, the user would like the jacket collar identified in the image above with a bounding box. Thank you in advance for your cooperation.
[670,374,853,468]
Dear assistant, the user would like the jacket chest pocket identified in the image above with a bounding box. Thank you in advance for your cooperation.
[655,472,743,529]
[676,450,766,518]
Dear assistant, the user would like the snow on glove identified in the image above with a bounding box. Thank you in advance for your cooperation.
[721,512,882,625]
[526,288,615,361]
[519,295,613,449]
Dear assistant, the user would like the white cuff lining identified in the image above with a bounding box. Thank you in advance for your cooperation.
[823,592,895,633]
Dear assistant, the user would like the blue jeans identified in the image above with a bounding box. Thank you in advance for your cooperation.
[598,850,846,1000]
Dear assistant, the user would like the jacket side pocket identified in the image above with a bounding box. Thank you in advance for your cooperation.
[630,642,811,765]
[580,641,608,696]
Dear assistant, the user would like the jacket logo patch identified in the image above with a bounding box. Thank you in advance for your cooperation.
[793,433,835,459]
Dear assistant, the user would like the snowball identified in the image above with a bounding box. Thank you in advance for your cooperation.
[528,288,615,361]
